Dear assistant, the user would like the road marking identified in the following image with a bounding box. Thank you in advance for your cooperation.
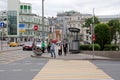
[0,70,5,72]
[12,69,22,72]
[0,54,29,64]
[33,60,114,80]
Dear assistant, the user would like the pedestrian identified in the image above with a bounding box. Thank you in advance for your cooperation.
[50,41,56,58]
[58,43,62,56]
[63,40,68,56]
[47,41,51,53]
[41,41,45,53]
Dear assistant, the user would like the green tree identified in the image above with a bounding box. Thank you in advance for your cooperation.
[95,23,111,50]
[83,16,100,27]
[108,19,120,44]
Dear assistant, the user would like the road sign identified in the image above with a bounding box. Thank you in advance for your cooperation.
[0,22,5,27]
[34,25,38,31]
[19,24,25,28]
[19,24,25,32]
[92,34,96,41]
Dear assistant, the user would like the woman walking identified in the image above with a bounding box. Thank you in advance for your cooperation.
[58,43,62,56]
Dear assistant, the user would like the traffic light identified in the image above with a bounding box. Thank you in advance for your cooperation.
[92,34,96,41]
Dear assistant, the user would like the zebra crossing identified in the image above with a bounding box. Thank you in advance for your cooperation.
[33,60,114,80]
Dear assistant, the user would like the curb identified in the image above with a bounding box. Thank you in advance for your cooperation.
[31,54,120,61]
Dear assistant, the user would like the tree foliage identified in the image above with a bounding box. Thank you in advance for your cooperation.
[83,16,100,27]
[95,23,111,50]
[108,19,120,44]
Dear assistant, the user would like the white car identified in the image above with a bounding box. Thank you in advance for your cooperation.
[35,41,47,49]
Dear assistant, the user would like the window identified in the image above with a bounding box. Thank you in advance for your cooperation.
[20,5,23,9]
[24,5,27,9]
[8,11,17,35]
[28,6,31,10]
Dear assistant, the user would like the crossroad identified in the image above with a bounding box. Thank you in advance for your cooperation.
[33,60,114,80]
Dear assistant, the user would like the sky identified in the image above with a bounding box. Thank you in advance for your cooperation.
[0,0,120,17]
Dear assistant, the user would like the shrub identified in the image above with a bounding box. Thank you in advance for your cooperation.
[80,44,100,51]
[104,44,119,51]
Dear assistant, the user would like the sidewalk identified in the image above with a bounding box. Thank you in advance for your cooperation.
[32,52,112,60]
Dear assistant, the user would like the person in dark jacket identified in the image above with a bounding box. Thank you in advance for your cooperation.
[63,41,68,56]
[58,43,62,56]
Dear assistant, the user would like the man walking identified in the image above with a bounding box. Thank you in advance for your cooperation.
[50,41,56,58]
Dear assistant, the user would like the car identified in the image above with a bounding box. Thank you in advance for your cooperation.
[22,42,34,51]
[9,42,19,47]
[34,41,47,49]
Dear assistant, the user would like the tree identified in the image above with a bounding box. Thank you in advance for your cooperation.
[108,19,120,44]
[95,23,111,50]
[83,16,100,27]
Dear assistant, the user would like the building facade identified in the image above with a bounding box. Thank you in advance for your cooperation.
[57,10,92,44]
[7,0,49,42]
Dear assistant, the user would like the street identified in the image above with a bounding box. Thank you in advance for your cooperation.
[91,60,120,80]
[0,49,120,80]
[0,50,48,80]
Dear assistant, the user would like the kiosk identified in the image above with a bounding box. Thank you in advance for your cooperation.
[68,27,80,53]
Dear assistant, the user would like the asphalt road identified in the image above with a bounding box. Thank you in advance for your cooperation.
[91,60,120,80]
[0,50,48,80]
[0,49,120,80]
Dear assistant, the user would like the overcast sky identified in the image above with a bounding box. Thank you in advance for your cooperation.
[0,0,120,17]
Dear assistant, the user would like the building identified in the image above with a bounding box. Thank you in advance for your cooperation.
[57,10,92,44]
[6,0,49,42]
[48,17,62,41]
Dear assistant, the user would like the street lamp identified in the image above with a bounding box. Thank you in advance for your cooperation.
[42,0,45,41]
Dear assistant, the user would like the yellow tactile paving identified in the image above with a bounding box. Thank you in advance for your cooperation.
[33,60,113,80]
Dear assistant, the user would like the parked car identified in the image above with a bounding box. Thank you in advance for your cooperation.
[22,42,34,51]
[9,42,19,47]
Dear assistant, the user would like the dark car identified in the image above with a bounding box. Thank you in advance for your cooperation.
[22,42,34,51]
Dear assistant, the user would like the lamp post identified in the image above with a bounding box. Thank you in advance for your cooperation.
[42,0,45,41]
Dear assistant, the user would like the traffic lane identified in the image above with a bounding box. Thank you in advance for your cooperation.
[90,60,120,80]
[0,50,32,64]
[0,57,49,80]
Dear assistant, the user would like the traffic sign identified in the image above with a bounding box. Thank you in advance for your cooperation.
[0,22,5,27]
[92,34,96,41]
[34,25,38,31]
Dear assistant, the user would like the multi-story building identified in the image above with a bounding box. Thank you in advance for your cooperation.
[48,17,62,41]
[57,10,92,44]
[6,0,49,42]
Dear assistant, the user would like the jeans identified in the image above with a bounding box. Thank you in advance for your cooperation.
[50,49,56,58]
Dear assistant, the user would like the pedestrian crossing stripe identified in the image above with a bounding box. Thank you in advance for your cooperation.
[33,60,114,80]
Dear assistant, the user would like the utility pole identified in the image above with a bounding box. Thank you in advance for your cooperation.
[92,8,95,59]
[42,0,45,41]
